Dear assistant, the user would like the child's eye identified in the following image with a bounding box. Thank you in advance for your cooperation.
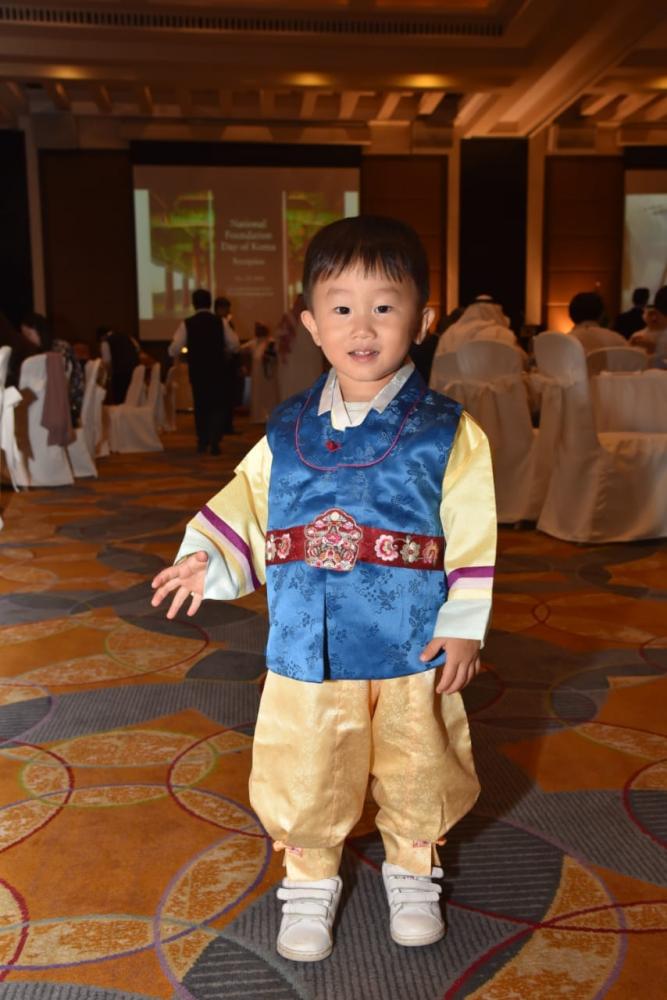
[334,306,351,315]
[375,305,393,314]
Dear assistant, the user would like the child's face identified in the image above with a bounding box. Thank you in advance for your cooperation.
[301,265,433,401]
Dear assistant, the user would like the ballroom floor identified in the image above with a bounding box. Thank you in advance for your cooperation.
[0,414,666,999]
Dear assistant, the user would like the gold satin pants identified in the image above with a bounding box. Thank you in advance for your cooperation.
[249,669,480,880]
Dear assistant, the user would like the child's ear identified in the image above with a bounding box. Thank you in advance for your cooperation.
[301,310,321,347]
[414,306,435,345]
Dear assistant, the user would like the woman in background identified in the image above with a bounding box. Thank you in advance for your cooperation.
[247,321,280,423]
[0,311,37,387]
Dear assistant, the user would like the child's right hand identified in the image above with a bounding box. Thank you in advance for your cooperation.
[150,550,208,619]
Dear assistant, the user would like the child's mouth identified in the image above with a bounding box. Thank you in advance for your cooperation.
[349,349,379,361]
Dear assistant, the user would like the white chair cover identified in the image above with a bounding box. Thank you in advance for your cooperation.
[534,332,667,543]
[66,359,102,478]
[0,347,25,506]
[17,354,74,487]
[124,364,146,406]
[448,375,553,523]
[457,339,524,378]
[0,345,10,390]
[162,365,178,432]
[429,353,461,394]
[591,370,667,433]
[430,343,552,523]
[0,384,26,492]
[106,363,163,454]
[586,347,648,376]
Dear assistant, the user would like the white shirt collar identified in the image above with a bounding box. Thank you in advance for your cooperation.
[317,361,415,430]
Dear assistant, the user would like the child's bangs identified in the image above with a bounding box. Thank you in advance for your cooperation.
[303,215,430,306]
[317,244,414,287]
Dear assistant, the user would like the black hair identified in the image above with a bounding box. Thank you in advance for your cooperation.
[302,215,430,309]
[653,285,667,315]
[568,292,604,325]
[192,288,211,310]
[22,311,53,350]
[632,287,650,307]
[214,296,231,313]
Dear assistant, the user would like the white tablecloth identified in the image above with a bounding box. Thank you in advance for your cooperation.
[592,370,667,433]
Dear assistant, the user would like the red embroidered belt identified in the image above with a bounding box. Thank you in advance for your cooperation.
[265,507,444,573]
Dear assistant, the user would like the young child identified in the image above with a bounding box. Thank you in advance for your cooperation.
[151,215,496,963]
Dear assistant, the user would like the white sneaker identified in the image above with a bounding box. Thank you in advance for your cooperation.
[276,876,342,962]
[382,862,445,947]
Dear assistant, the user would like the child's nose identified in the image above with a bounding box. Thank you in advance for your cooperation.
[352,314,377,336]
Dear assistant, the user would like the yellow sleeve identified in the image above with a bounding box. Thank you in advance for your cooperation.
[433,411,497,642]
[175,435,273,599]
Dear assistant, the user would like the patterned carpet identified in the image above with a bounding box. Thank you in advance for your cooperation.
[0,414,665,999]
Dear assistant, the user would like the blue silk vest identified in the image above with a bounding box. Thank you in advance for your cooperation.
[265,369,462,682]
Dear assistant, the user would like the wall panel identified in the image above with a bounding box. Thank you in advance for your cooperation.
[41,150,138,345]
[459,138,528,330]
[543,156,624,331]
[361,156,447,318]
[0,131,33,327]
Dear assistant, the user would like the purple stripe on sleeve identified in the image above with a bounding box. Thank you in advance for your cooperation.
[447,565,495,587]
[200,505,261,590]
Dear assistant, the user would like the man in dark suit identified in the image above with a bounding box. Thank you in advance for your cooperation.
[168,288,229,455]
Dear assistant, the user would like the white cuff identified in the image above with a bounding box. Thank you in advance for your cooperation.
[175,527,241,601]
[433,598,492,647]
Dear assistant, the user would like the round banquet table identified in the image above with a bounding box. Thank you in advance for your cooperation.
[591,370,667,433]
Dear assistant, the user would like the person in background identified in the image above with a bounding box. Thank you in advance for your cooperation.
[275,292,324,400]
[246,321,280,423]
[0,311,37,387]
[72,341,91,364]
[22,313,84,425]
[614,287,650,339]
[97,326,140,405]
[169,288,228,455]
[409,315,439,382]
[568,293,626,353]
[630,285,667,368]
[434,295,520,357]
[214,296,242,434]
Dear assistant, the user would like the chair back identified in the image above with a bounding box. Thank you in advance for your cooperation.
[0,345,10,390]
[457,339,523,379]
[534,332,598,452]
[162,364,178,431]
[429,352,461,392]
[17,354,74,486]
[124,364,145,406]
[81,359,102,457]
[146,363,161,415]
[586,346,648,376]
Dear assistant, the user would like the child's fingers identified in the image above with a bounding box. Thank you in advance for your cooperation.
[420,638,446,662]
[439,657,481,694]
[151,575,187,607]
[165,586,191,620]
[435,658,460,694]
[439,664,467,694]
[151,565,179,590]
[186,592,203,617]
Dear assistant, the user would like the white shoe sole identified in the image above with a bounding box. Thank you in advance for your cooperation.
[390,925,446,947]
[277,940,333,962]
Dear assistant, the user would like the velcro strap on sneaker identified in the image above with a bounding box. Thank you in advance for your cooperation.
[387,877,443,900]
[280,900,330,918]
